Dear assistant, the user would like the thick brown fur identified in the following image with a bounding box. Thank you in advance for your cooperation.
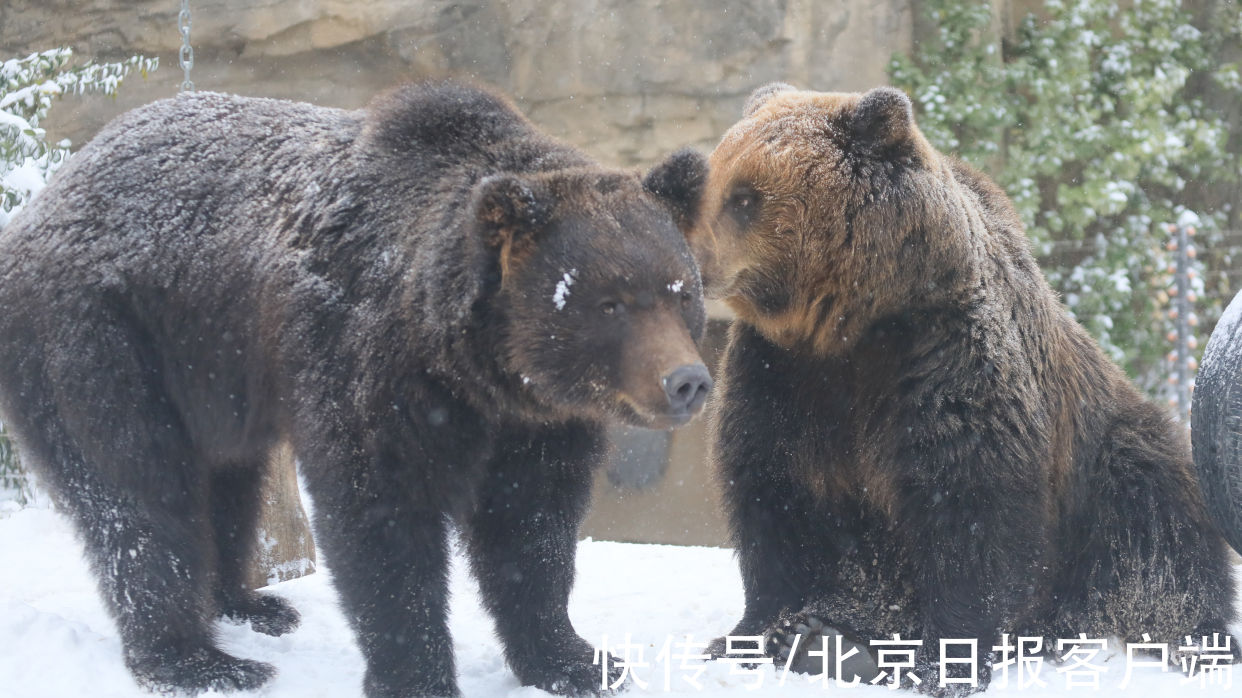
[695,84,1239,694]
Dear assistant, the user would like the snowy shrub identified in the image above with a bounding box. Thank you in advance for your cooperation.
[1,48,157,226]
[0,48,157,505]
[889,0,1241,393]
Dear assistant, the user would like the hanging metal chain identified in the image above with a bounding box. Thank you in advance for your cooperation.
[178,0,195,91]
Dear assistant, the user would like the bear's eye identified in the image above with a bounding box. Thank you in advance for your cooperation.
[599,300,625,316]
[680,291,693,308]
[727,185,761,227]
[730,192,755,210]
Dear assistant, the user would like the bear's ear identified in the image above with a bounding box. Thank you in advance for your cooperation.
[643,148,708,233]
[471,174,549,253]
[743,82,797,118]
[851,86,916,149]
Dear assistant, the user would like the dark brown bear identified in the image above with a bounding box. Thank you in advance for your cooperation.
[0,81,712,697]
[691,83,1239,694]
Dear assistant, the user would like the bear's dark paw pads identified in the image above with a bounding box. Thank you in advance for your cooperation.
[764,615,825,674]
[221,592,301,637]
[129,645,275,693]
[764,615,880,683]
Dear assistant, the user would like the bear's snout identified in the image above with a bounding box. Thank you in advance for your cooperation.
[662,363,712,417]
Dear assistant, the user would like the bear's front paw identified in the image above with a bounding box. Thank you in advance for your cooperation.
[764,613,881,683]
[514,639,624,696]
[219,591,301,636]
[127,644,275,693]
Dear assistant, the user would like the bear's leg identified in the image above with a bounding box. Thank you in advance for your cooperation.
[83,489,275,693]
[895,481,1042,695]
[763,539,918,683]
[707,324,843,658]
[725,495,817,633]
[20,315,276,692]
[27,415,271,691]
[209,465,301,636]
[464,423,618,695]
[298,447,457,698]
[1077,425,1241,671]
[708,460,824,657]
[900,493,1023,697]
[1064,520,1242,671]
[879,390,1054,697]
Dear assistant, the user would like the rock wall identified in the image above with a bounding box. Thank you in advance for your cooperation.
[1,0,915,166]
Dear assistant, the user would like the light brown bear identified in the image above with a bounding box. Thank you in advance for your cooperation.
[686,83,1239,694]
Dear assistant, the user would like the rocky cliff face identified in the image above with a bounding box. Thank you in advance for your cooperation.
[1,0,913,165]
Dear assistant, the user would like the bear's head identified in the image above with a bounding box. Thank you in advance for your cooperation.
[689,83,982,355]
[470,154,713,429]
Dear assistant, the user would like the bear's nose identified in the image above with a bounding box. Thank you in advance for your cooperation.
[663,363,713,416]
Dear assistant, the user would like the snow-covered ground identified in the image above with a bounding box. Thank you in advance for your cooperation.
[1,502,1240,697]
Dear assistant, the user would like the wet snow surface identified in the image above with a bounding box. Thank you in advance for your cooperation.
[1,504,1240,697]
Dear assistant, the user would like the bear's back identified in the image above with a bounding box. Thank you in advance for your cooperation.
[1,92,360,286]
